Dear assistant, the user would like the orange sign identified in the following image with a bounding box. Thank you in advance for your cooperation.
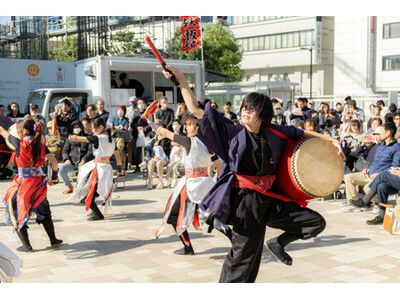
[27,64,40,77]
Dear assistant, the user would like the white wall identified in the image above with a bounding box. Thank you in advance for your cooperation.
[334,16,370,95]
[376,17,400,92]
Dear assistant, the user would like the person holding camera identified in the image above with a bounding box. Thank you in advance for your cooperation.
[288,97,312,126]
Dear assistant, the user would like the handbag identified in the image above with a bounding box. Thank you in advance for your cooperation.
[354,156,371,172]
[116,130,131,143]
[136,131,146,147]
[381,204,400,235]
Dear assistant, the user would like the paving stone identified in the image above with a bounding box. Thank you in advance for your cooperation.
[2,176,400,283]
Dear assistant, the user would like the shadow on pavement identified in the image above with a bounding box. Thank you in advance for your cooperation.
[260,234,371,263]
[61,235,180,259]
[289,234,370,251]
[50,199,156,208]
[106,212,163,221]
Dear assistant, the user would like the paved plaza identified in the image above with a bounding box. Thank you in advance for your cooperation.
[1,171,400,284]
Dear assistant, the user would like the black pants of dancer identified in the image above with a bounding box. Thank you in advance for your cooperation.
[35,198,52,224]
[167,195,192,248]
[88,184,104,218]
[18,199,58,245]
[219,200,326,283]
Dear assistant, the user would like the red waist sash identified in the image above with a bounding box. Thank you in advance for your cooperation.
[95,156,110,164]
[234,173,308,208]
[185,167,209,178]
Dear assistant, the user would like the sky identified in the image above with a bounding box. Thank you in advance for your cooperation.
[0,16,10,24]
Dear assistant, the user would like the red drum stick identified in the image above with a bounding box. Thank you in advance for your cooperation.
[144,35,179,86]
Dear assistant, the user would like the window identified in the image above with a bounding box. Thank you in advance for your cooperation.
[276,34,281,49]
[383,22,400,39]
[382,55,400,71]
[264,35,270,50]
[283,73,289,81]
[287,32,293,47]
[305,30,313,45]
[238,38,248,52]
[239,29,314,52]
[282,33,288,48]
[300,31,306,46]
[270,35,276,49]
[293,32,300,47]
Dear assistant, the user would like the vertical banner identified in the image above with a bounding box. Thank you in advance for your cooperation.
[368,16,376,88]
[180,16,201,52]
[314,16,322,64]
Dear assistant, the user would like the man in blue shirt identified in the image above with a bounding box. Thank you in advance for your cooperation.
[343,123,400,212]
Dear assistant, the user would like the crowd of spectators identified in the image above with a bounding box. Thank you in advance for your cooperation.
[275,95,400,225]
[2,94,400,228]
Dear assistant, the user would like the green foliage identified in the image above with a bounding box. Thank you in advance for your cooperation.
[169,23,244,82]
[110,30,141,56]
[48,34,78,62]
[48,17,78,62]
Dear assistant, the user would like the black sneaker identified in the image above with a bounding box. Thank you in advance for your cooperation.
[366,215,383,225]
[351,199,371,208]
[51,239,63,247]
[173,247,194,255]
[265,238,293,266]
[16,245,33,253]
[87,215,104,221]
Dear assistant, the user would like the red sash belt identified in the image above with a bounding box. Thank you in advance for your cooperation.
[95,156,110,164]
[185,167,208,178]
[234,173,308,208]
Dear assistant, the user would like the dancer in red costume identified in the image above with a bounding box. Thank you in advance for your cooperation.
[1,118,62,253]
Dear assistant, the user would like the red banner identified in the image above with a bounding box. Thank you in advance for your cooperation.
[180,16,201,52]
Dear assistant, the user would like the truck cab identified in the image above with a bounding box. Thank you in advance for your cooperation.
[25,88,92,123]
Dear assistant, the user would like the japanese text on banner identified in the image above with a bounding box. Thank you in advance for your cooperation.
[180,16,201,52]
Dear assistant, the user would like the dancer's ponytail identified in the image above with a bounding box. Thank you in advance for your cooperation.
[106,127,112,143]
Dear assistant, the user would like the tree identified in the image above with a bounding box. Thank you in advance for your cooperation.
[169,23,244,82]
[109,29,141,56]
[48,16,78,62]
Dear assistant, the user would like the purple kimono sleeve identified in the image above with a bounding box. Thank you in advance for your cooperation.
[196,100,238,163]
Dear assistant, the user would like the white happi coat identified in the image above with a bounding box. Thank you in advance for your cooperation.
[183,137,215,204]
[68,134,115,203]
[156,136,228,238]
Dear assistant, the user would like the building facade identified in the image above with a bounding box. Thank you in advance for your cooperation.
[230,16,335,100]
[334,16,400,100]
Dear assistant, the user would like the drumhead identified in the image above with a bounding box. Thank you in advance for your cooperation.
[6,124,19,151]
[292,138,343,197]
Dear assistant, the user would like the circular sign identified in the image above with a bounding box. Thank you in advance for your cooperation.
[27,64,40,77]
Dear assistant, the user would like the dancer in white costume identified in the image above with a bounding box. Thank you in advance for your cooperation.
[67,118,123,220]
[148,115,232,255]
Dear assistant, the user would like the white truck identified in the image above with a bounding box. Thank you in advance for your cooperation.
[12,56,204,122]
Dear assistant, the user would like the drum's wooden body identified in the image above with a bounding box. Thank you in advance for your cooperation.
[5,124,19,151]
[275,137,344,200]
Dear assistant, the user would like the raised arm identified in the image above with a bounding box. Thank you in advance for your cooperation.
[0,126,9,140]
[157,65,204,119]
[144,116,174,141]
[68,135,90,143]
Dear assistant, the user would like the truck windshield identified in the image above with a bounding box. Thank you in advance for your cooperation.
[25,90,47,114]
